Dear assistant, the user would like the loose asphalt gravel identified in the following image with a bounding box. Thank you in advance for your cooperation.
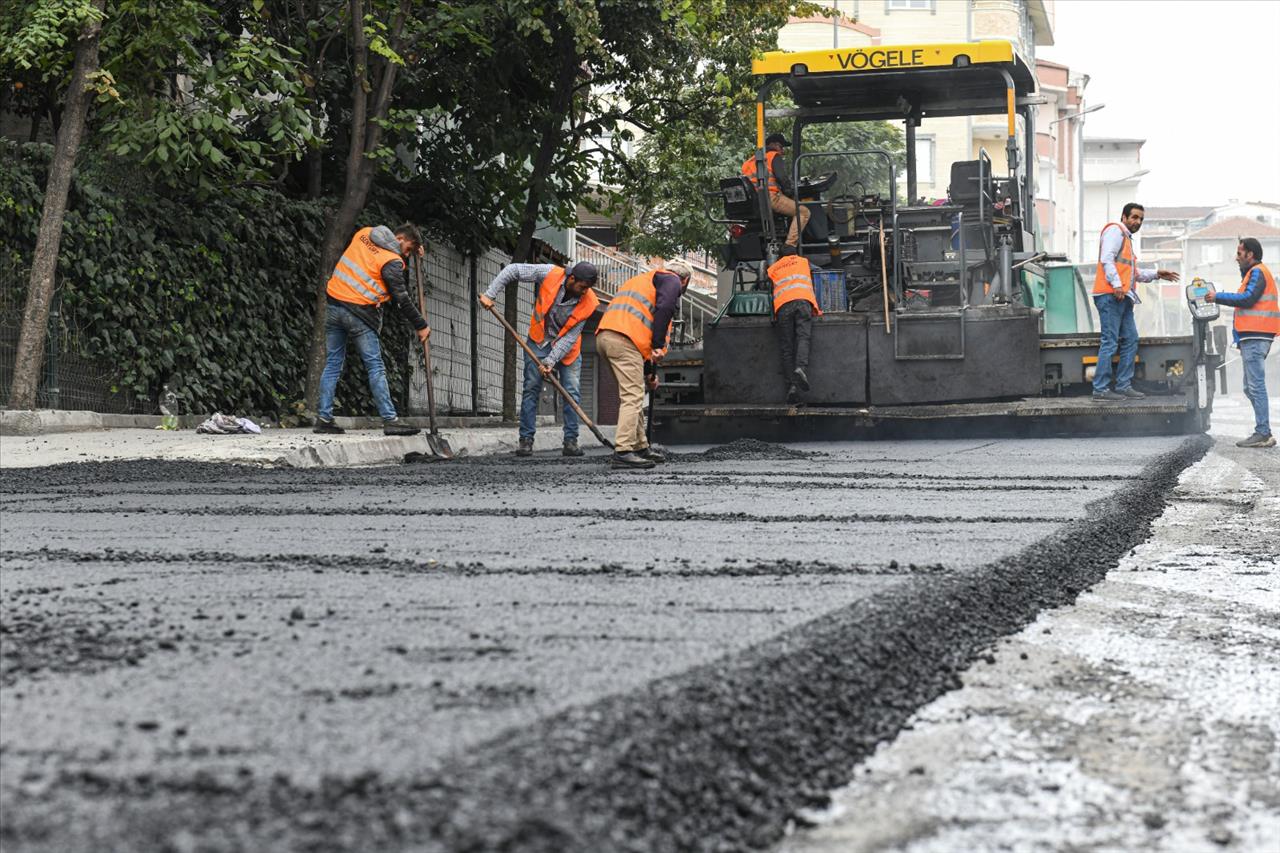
[0,434,1208,851]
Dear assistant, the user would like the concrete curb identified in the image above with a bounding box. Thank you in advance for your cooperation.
[276,428,591,468]
[0,409,554,437]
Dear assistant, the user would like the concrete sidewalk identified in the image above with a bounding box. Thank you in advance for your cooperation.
[0,420,610,469]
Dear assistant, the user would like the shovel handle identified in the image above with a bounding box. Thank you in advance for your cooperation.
[878,223,891,334]
[483,301,613,450]
[413,258,442,434]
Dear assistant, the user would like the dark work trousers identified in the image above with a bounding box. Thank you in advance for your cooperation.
[776,299,814,381]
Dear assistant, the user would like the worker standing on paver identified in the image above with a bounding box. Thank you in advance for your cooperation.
[596,260,692,470]
[1207,237,1277,448]
[742,133,810,249]
[767,247,822,405]
[1091,203,1180,403]
[479,261,600,457]
[315,224,430,436]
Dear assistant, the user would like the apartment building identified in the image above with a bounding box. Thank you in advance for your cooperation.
[1033,58,1088,257]
[1082,137,1146,246]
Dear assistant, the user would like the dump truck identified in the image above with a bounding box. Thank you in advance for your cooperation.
[653,42,1223,442]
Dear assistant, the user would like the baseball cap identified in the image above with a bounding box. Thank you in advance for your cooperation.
[569,261,599,283]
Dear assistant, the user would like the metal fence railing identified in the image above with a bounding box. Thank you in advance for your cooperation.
[571,234,716,345]
[0,260,157,413]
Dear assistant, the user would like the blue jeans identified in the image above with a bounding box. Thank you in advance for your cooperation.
[1240,337,1272,437]
[519,337,581,442]
[1093,294,1139,393]
[317,302,396,422]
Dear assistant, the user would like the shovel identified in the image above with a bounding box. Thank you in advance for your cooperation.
[482,301,614,451]
[412,257,455,460]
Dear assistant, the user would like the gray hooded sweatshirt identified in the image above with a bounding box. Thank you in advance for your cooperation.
[328,225,429,333]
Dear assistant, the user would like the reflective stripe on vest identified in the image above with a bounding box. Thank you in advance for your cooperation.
[1093,223,1136,295]
[527,265,600,365]
[1233,263,1280,335]
[599,271,659,360]
[326,227,398,306]
[768,255,821,315]
[741,149,781,195]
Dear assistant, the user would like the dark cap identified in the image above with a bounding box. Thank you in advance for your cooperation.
[569,261,598,283]
[764,132,790,148]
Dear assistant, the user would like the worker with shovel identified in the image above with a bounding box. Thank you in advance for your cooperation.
[315,224,429,436]
[479,261,600,457]
[596,260,692,470]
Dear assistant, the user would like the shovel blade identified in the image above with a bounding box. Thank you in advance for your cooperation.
[427,432,455,459]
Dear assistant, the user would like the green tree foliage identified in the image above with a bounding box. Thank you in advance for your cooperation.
[1,142,409,417]
[618,103,905,259]
[1,0,315,193]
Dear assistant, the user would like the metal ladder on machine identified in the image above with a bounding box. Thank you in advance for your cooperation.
[891,152,996,362]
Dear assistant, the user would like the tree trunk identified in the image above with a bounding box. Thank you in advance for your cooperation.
[302,0,408,415]
[7,0,105,411]
[501,32,580,420]
[306,141,322,199]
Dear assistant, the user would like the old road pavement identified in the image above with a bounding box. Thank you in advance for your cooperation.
[1,432,1215,851]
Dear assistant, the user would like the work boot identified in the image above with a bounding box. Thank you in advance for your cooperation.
[313,419,344,435]
[516,437,534,457]
[383,419,421,436]
[1235,432,1276,448]
[793,367,810,391]
[1091,390,1125,402]
[562,440,583,457]
[787,384,800,405]
[610,451,655,470]
[637,446,665,464]
[1117,387,1146,399]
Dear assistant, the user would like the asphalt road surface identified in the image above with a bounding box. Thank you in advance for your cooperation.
[0,434,1208,851]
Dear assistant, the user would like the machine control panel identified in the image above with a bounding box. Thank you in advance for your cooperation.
[1186,278,1220,321]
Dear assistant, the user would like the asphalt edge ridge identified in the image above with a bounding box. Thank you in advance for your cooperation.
[418,434,1213,852]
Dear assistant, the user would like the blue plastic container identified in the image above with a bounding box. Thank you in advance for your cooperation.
[812,269,848,312]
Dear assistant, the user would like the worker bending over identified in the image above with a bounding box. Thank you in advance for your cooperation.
[1206,237,1277,448]
[315,224,430,435]
[480,261,600,457]
[596,260,693,470]
[742,133,810,249]
[767,247,821,404]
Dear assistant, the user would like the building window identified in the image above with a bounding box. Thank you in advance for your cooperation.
[887,0,933,10]
[898,136,934,193]
[1201,244,1222,264]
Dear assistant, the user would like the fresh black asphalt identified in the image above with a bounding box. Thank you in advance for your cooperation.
[0,435,1209,851]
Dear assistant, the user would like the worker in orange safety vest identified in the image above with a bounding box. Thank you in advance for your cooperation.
[1206,237,1278,447]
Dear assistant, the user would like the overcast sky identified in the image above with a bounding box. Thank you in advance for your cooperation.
[1040,0,1280,208]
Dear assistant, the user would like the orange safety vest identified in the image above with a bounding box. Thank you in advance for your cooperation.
[1231,262,1280,336]
[527,266,600,365]
[742,149,781,195]
[326,227,401,306]
[767,255,822,315]
[1093,222,1137,295]
[598,270,666,360]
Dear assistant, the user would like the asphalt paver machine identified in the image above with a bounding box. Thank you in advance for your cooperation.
[655,42,1222,442]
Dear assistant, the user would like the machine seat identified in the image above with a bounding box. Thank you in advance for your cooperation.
[949,159,993,211]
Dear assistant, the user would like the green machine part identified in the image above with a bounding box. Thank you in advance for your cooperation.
[1043,263,1086,333]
